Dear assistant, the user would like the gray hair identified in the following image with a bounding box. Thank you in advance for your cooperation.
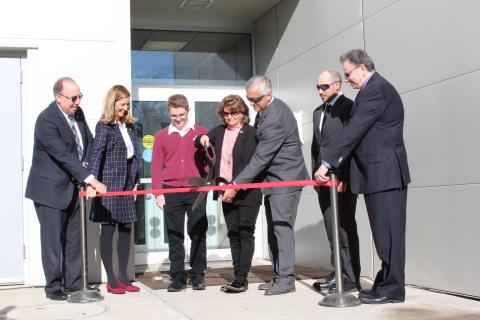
[245,75,272,95]
[53,77,75,95]
[340,49,375,71]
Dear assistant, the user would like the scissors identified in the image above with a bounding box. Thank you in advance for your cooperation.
[188,144,229,210]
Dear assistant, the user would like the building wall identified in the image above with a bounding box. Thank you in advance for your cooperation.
[253,0,480,297]
[0,0,132,286]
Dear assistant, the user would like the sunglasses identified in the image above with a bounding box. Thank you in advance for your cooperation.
[344,65,361,79]
[58,93,83,103]
[222,110,240,117]
[246,94,265,103]
[316,81,340,91]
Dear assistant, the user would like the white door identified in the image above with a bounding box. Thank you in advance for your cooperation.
[0,55,24,284]
[132,86,263,266]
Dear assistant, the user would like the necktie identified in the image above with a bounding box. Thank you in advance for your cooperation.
[254,112,261,129]
[67,116,83,160]
[321,103,331,133]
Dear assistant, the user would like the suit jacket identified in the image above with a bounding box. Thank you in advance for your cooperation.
[234,98,309,195]
[324,72,411,194]
[311,94,353,182]
[88,121,139,223]
[195,124,262,207]
[25,101,93,209]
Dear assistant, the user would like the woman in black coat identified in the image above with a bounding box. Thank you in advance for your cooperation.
[196,95,262,293]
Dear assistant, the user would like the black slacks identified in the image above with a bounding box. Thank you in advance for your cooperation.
[34,195,81,295]
[317,187,360,283]
[364,187,407,298]
[164,187,208,279]
[222,203,260,282]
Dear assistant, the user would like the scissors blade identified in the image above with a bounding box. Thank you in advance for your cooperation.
[192,191,208,211]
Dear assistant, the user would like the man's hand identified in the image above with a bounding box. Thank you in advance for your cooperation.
[85,185,97,200]
[155,194,165,209]
[222,188,237,203]
[337,181,347,193]
[200,135,210,147]
[89,178,107,194]
[314,164,330,183]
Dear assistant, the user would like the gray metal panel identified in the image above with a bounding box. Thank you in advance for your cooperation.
[295,194,331,269]
[406,185,480,297]
[402,70,480,187]
[364,0,480,94]
[0,56,24,284]
[277,23,364,116]
[254,8,279,74]
[276,0,362,66]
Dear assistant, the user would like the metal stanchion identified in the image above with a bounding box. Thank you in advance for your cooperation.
[67,185,104,303]
[319,172,361,307]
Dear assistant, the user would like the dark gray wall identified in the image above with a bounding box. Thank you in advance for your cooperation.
[253,0,480,297]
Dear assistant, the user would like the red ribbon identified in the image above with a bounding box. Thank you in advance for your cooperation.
[79,179,337,198]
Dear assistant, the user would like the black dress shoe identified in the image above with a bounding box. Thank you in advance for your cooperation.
[224,279,248,293]
[191,274,205,290]
[313,272,335,290]
[168,278,187,292]
[359,292,404,304]
[327,281,360,294]
[46,290,67,300]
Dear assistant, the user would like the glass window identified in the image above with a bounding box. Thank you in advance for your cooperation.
[131,30,252,86]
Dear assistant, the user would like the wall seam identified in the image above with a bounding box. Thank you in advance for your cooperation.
[399,67,480,96]
[274,21,363,72]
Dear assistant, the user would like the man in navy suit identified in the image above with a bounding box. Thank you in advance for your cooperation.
[315,50,410,304]
[311,69,360,293]
[25,77,106,300]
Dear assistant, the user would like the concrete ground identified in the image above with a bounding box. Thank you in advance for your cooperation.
[2,275,480,320]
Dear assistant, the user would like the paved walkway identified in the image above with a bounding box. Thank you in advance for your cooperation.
[1,277,480,320]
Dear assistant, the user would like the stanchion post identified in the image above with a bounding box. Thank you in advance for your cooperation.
[67,185,104,303]
[319,172,361,307]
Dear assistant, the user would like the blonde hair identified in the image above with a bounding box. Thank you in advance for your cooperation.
[100,85,136,124]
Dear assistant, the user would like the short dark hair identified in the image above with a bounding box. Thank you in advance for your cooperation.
[340,49,375,71]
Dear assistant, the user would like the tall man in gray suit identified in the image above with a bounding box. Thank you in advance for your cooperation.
[223,75,309,295]
[315,50,410,304]
[311,69,360,293]
[25,77,106,300]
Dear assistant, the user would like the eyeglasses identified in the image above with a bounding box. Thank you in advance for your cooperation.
[222,110,240,117]
[246,94,265,103]
[344,65,361,79]
[316,81,340,91]
[58,93,83,103]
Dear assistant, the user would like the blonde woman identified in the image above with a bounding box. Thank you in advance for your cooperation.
[88,85,140,294]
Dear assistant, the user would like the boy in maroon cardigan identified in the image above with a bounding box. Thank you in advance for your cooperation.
[151,94,208,292]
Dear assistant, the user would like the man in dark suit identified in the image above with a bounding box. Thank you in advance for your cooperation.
[311,69,360,293]
[223,75,309,295]
[315,50,410,304]
[25,77,106,300]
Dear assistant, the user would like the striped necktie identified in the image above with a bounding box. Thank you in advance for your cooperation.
[67,116,83,160]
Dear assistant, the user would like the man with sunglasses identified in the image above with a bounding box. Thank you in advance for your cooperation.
[222,75,309,295]
[26,77,106,300]
[314,49,410,304]
[311,69,360,294]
